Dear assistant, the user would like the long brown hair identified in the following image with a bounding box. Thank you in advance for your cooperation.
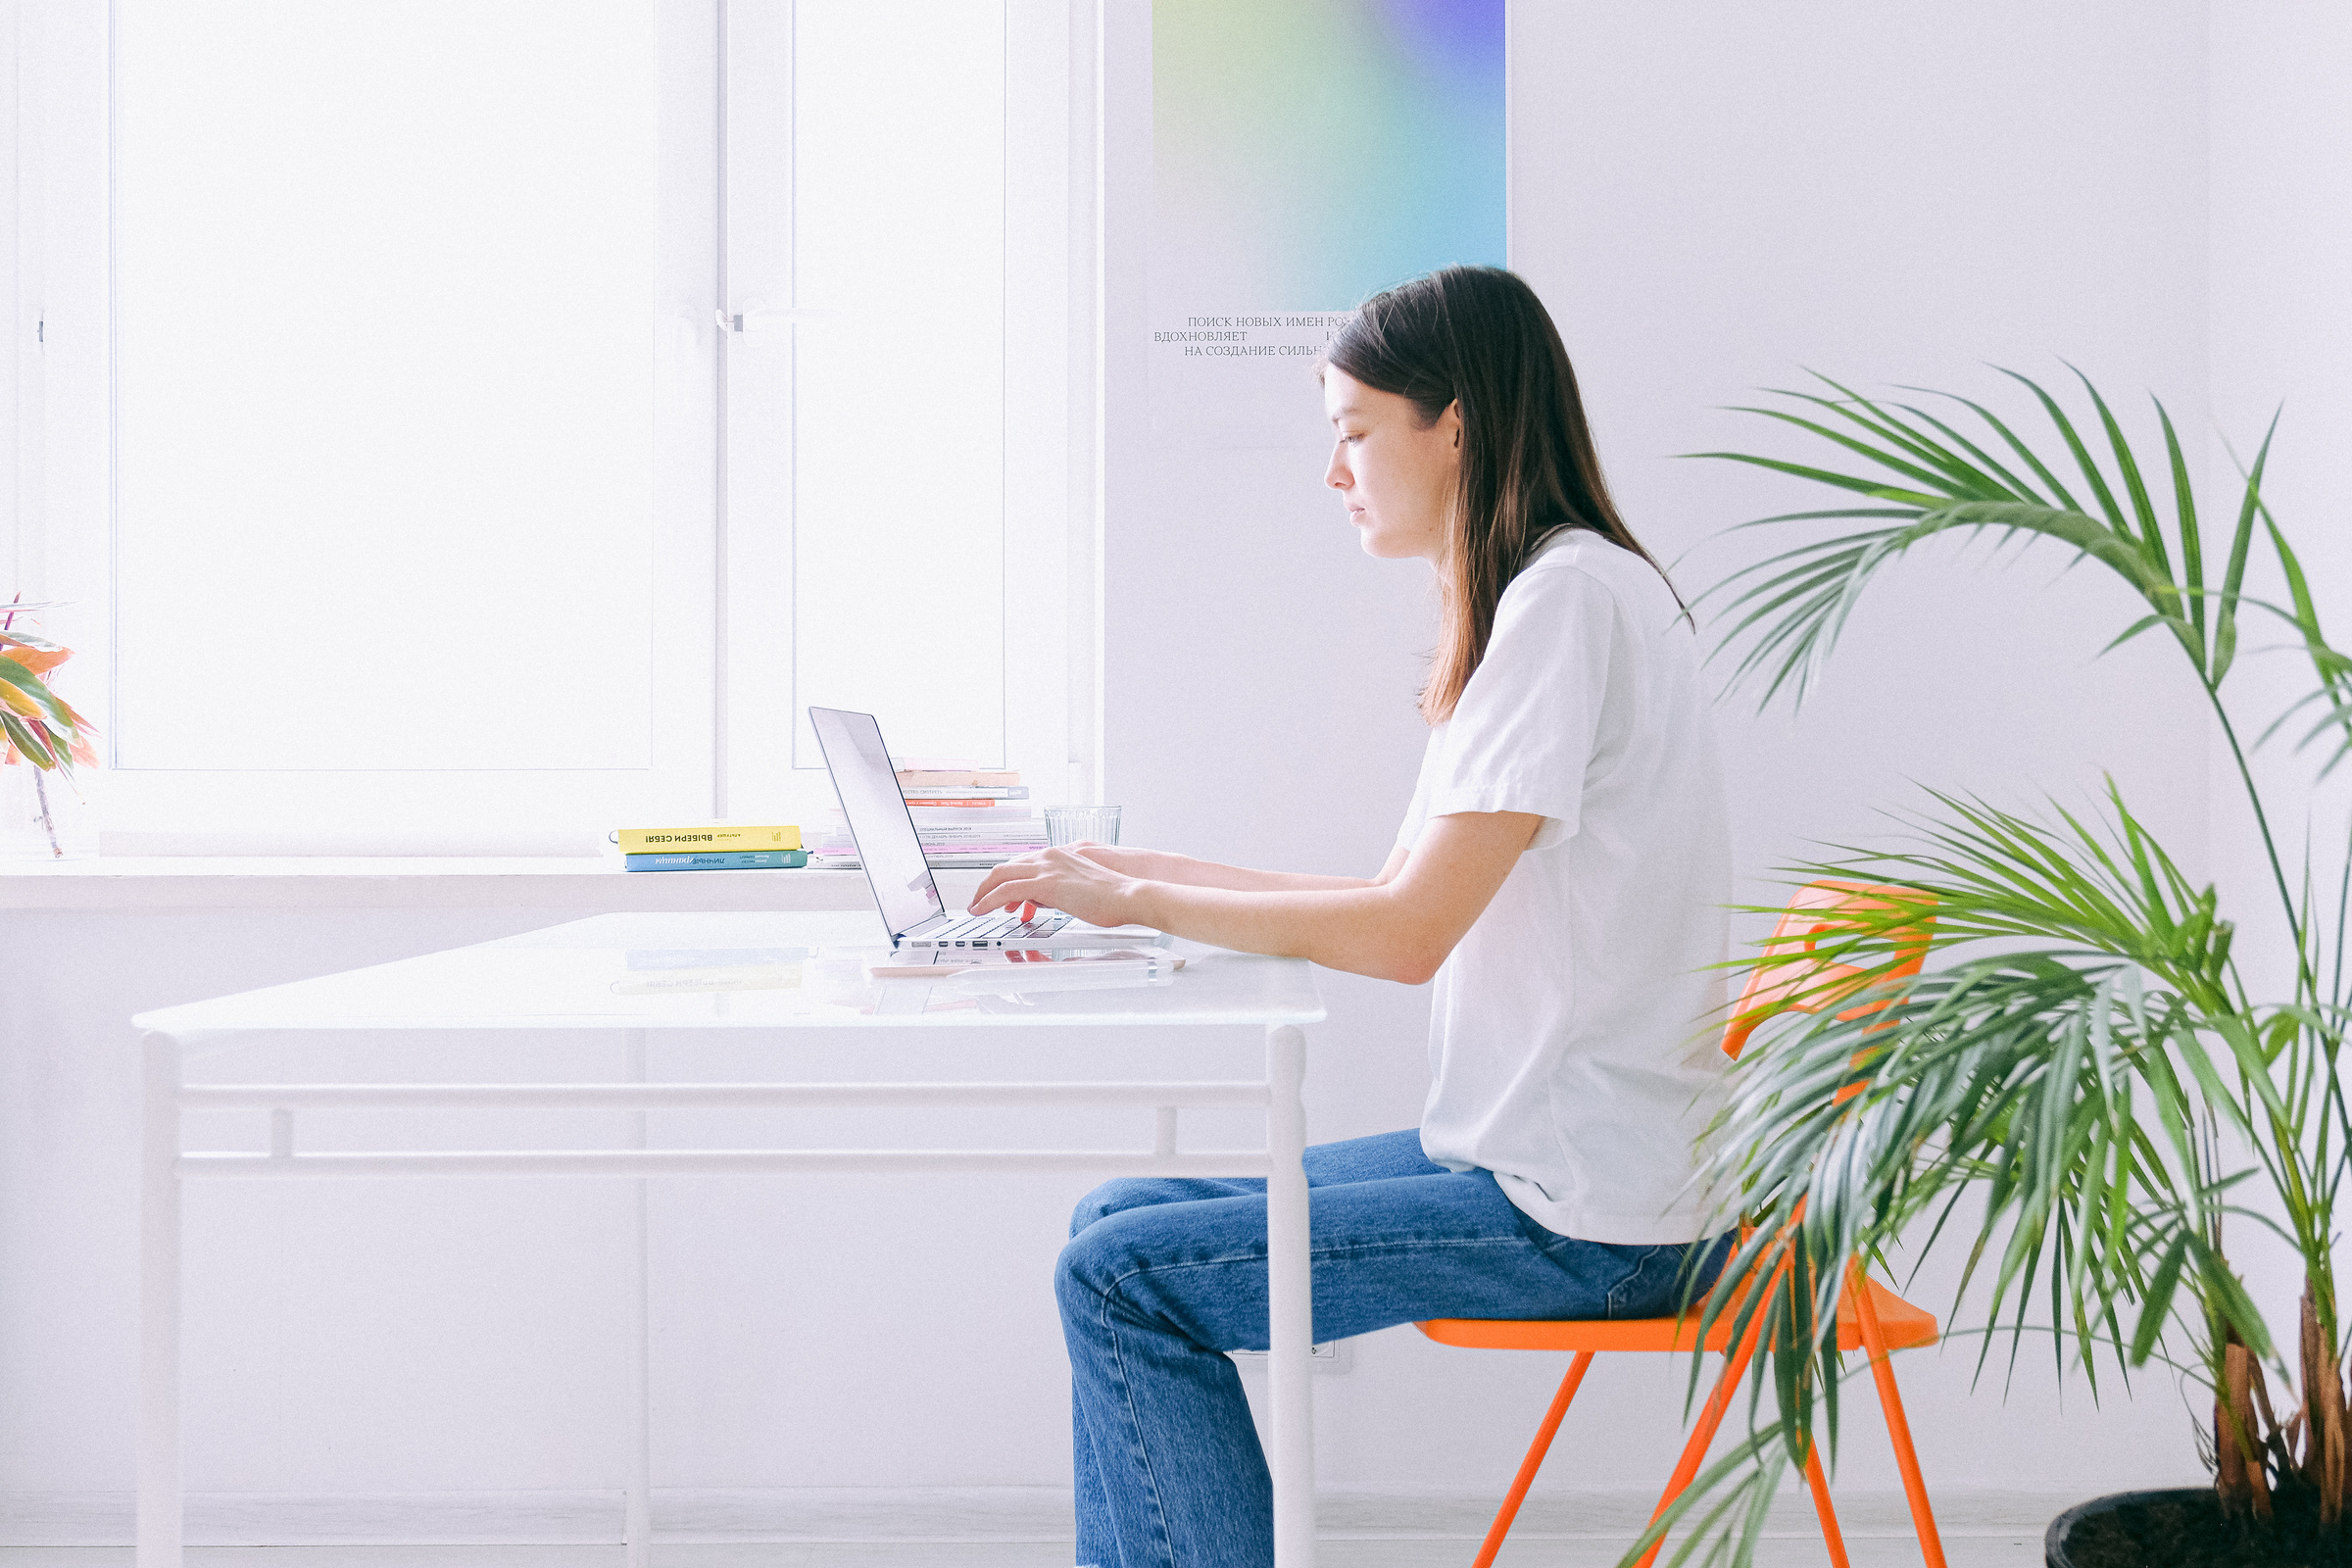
[1326,266,1675,724]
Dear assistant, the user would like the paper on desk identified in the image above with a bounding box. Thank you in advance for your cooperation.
[948,956,1178,990]
[865,949,1182,981]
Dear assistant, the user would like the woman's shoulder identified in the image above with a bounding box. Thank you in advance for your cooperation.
[1505,527,1679,620]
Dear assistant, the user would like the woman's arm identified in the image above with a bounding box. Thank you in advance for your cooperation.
[1073,843,1410,894]
[966,814,1536,985]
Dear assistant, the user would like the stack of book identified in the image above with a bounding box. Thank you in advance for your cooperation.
[614,824,807,872]
[809,766,1045,869]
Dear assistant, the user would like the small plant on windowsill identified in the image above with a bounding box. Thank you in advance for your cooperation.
[0,599,97,859]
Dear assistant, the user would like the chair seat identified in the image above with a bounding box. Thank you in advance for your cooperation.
[1417,1275,1937,1353]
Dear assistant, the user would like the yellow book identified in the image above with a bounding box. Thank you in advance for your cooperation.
[614,824,802,854]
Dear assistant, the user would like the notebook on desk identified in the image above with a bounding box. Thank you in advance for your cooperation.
[808,706,1169,952]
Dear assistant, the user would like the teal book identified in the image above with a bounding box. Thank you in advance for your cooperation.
[623,850,809,872]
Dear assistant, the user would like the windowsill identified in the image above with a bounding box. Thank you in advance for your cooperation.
[0,857,989,913]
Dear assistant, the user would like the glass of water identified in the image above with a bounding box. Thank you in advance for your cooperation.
[1043,805,1122,848]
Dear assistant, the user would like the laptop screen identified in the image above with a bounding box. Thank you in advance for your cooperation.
[808,707,946,938]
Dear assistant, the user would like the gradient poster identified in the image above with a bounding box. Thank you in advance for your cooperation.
[1151,0,1506,444]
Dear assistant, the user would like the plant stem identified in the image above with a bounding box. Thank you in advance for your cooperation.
[30,767,61,859]
[2206,660,2352,1522]
[2209,693,2308,990]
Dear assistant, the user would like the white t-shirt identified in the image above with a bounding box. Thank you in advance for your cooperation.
[1397,528,1734,1245]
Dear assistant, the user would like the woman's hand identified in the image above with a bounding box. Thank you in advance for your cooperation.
[969,844,1149,928]
[1044,842,1202,883]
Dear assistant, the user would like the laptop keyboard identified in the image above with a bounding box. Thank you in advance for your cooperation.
[924,912,1073,944]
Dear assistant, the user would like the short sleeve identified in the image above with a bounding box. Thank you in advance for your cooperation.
[1423,564,1616,851]
[1396,728,1444,849]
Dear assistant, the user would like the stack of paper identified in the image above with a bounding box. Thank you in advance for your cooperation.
[808,765,1046,869]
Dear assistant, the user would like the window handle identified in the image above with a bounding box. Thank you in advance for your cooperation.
[718,307,834,333]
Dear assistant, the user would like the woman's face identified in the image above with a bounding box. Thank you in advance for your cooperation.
[1323,367,1461,564]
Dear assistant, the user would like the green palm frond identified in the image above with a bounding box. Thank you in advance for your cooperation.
[1689,369,2279,710]
[2235,480,2352,774]
[1832,786,2240,1009]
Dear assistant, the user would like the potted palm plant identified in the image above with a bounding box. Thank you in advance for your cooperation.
[1641,369,2352,1568]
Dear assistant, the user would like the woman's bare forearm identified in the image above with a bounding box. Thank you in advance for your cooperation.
[1097,846,1377,893]
[969,814,1536,983]
[1105,816,1534,983]
[1118,880,1429,980]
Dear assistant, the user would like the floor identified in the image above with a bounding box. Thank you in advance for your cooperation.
[0,1538,2042,1567]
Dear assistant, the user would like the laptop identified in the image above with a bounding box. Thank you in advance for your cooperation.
[808,706,1169,952]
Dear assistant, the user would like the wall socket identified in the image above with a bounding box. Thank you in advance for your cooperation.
[1226,1341,1353,1375]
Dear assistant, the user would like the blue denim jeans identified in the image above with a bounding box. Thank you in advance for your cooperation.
[1057,1127,1732,1568]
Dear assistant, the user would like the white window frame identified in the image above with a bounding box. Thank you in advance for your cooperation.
[8,0,1098,852]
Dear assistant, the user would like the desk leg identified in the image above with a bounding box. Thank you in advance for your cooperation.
[624,1030,653,1567]
[138,1033,183,1568]
[1264,1022,1315,1568]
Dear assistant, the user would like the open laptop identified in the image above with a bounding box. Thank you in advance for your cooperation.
[808,706,1168,952]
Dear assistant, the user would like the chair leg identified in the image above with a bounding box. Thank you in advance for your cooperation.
[1848,1263,1947,1568]
[1801,1440,1849,1568]
[1470,1351,1594,1568]
[1632,1315,1771,1568]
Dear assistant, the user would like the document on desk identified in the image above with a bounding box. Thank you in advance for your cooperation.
[867,950,1184,985]
[953,960,1180,994]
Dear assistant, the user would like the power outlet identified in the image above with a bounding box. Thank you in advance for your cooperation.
[1227,1341,1353,1375]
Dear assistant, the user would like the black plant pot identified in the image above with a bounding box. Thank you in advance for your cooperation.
[2048,1486,2352,1567]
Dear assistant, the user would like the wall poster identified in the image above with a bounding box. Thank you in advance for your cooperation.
[1151,0,1507,445]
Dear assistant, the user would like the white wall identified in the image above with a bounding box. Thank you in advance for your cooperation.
[2206,7,2352,970]
[17,0,2352,1541]
[2201,0,2352,1397]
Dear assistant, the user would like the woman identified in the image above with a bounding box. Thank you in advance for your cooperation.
[968,266,1734,1568]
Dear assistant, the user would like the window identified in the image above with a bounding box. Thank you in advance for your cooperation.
[15,1,1095,848]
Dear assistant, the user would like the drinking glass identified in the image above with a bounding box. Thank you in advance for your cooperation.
[1043,805,1122,848]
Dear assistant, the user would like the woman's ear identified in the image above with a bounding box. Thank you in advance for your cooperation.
[1445,399,1463,450]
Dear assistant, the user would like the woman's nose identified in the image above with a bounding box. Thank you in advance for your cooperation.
[1325,449,1350,489]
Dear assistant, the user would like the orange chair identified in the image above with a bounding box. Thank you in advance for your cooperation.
[1416,880,1947,1568]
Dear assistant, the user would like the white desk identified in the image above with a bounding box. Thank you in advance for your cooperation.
[132,910,1327,1568]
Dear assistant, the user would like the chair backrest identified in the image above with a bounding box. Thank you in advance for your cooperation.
[1708,884,1937,1327]
[1720,880,1936,1063]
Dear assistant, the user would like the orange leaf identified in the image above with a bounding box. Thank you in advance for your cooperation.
[0,647,67,678]
[68,737,97,767]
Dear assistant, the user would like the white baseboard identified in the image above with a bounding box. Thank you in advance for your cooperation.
[0,1485,2078,1547]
